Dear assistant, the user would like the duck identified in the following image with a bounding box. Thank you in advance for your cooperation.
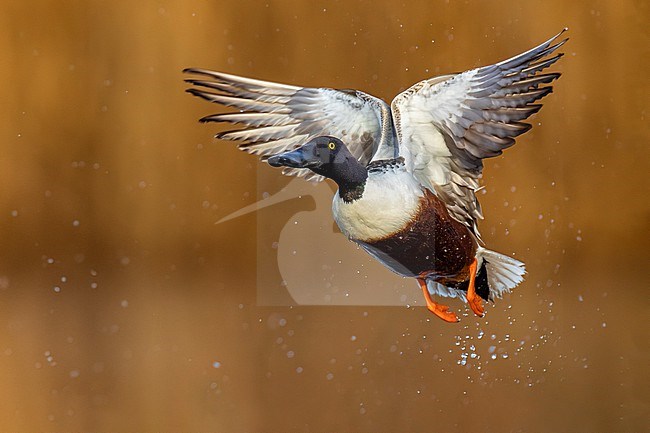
[184,29,567,322]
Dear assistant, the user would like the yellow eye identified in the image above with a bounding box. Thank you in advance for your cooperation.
[328,142,336,150]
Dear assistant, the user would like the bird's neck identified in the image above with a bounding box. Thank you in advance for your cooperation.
[331,159,368,204]
[338,181,366,203]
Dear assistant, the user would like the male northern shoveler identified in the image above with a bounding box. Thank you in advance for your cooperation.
[184,30,567,322]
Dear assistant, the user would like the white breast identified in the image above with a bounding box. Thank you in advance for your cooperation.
[332,167,424,242]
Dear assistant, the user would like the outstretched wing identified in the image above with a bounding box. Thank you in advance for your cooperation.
[391,29,567,238]
[184,69,391,181]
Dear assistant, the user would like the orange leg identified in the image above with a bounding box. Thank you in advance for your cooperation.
[466,258,485,317]
[417,278,459,323]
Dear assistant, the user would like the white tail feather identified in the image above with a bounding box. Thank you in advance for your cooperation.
[478,248,526,301]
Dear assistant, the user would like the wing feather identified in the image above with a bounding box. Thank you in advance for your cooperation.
[199,112,296,127]
[392,29,567,237]
[184,68,391,181]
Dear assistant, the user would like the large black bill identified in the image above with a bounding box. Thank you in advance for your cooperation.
[268,147,311,168]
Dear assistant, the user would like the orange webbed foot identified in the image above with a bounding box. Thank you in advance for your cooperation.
[428,302,460,323]
[466,258,485,317]
[418,278,460,323]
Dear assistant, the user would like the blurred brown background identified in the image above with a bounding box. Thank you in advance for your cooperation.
[0,1,648,432]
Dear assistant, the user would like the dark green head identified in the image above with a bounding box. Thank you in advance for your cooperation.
[268,136,368,199]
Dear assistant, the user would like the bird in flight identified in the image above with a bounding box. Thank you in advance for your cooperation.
[184,29,567,322]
